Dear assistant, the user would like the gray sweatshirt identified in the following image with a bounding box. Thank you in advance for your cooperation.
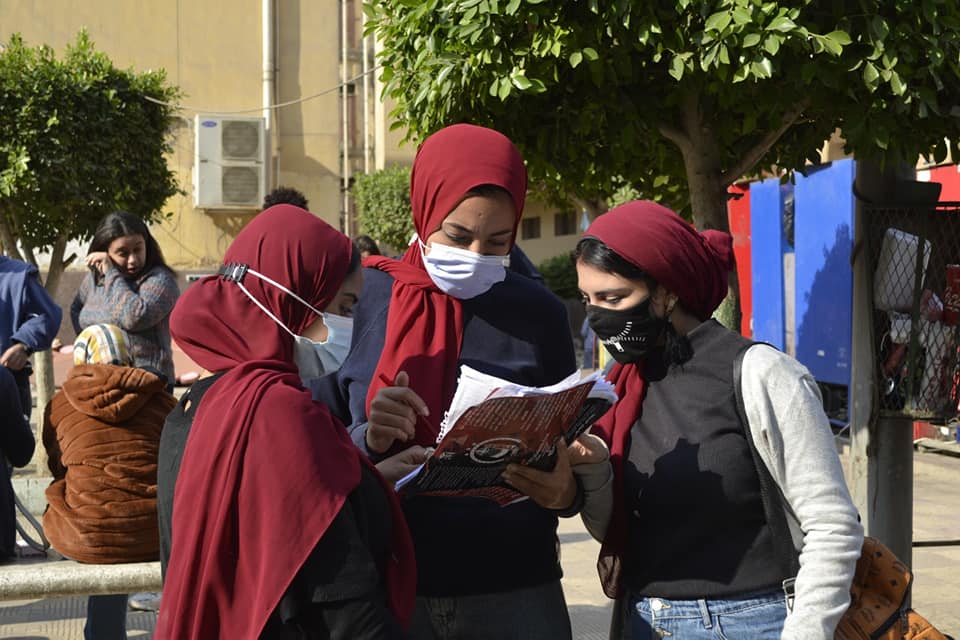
[575,344,863,640]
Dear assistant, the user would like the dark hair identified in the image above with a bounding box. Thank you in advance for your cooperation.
[465,183,512,199]
[263,186,309,210]
[353,235,381,257]
[573,237,657,289]
[89,211,171,278]
[573,237,692,366]
[348,243,363,275]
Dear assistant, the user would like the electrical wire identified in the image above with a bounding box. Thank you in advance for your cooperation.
[144,65,383,115]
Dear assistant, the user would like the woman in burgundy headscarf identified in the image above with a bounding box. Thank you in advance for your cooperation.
[155,205,419,640]
[328,124,582,639]
[574,201,862,640]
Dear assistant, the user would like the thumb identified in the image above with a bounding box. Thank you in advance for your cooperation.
[394,371,410,388]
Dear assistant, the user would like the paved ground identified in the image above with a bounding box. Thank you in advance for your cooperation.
[2,445,959,639]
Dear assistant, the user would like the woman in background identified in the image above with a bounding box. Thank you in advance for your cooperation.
[71,211,179,387]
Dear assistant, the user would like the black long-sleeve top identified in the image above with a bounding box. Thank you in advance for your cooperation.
[313,267,577,596]
[157,374,405,640]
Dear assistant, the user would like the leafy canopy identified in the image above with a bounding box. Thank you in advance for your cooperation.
[354,164,414,250]
[369,0,960,224]
[0,31,180,257]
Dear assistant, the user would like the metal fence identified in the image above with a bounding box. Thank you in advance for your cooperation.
[866,201,960,421]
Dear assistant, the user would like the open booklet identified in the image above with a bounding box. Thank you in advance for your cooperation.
[395,366,617,506]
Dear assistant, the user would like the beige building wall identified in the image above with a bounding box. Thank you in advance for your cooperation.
[2,0,582,271]
[1,0,351,269]
[516,200,582,266]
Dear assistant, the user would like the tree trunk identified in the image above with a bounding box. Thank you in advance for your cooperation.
[31,238,68,473]
[679,125,742,332]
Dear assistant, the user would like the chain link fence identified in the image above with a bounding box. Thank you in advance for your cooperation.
[866,200,960,421]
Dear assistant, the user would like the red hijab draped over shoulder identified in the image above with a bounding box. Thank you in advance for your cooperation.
[156,205,414,639]
[584,201,734,598]
[364,124,527,446]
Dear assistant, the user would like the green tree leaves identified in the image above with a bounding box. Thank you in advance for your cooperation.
[369,0,960,233]
[354,165,414,251]
[0,31,180,261]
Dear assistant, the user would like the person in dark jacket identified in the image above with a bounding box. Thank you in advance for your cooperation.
[0,365,35,562]
[0,255,62,418]
[329,124,580,640]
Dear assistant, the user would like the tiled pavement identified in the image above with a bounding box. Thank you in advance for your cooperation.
[2,449,959,639]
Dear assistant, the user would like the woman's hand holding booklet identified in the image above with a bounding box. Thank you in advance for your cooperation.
[394,366,616,506]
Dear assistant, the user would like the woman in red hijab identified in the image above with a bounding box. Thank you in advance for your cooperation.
[327,124,580,639]
[575,201,862,640]
[155,205,420,640]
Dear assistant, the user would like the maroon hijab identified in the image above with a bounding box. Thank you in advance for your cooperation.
[364,124,526,446]
[156,205,415,638]
[585,201,734,597]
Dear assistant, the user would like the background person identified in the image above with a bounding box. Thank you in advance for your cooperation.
[70,211,179,388]
[353,234,381,260]
[329,124,580,640]
[262,185,309,211]
[157,205,418,640]
[0,366,35,562]
[575,201,863,640]
[0,253,62,418]
[43,323,176,640]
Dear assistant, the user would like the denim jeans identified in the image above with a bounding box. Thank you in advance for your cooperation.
[628,589,787,639]
[411,580,572,640]
[84,594,127,640]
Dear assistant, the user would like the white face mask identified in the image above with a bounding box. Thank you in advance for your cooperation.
[224,265,353,378]
[419,238,510,300]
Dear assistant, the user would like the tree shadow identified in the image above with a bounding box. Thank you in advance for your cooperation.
[625,438,756,585]
[795,223,853,386]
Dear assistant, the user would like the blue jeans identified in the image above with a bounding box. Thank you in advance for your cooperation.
[411,580,572,640]
[628,589,787,639]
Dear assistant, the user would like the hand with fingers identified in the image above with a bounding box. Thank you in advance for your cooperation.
[501,441,578,510]
[568,433,609,466]
[0,343,30,371]
[365,371,430,454]
[375,445,431,484]
[85,252,111,275]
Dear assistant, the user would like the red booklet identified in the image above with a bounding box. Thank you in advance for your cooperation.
[396,367,615,506]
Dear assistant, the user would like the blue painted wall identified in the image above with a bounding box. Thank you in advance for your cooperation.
[750,179,787,350]
[794,159,855,386]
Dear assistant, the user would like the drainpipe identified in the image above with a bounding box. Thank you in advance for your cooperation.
[341,0,351,234]
[262,0,275,193]
[362,33,371,175]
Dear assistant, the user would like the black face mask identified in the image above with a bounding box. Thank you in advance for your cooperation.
[586,298,667,364]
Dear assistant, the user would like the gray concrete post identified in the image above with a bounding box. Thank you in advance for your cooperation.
[849,160,914,567]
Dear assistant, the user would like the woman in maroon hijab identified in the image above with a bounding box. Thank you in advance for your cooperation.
[328,124,581,639]
[575,201,862,640]
[155,205,419,639]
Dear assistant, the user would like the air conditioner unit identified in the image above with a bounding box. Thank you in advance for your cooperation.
[193,115,266,209]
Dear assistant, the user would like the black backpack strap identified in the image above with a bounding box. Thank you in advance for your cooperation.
[733,342,801,600]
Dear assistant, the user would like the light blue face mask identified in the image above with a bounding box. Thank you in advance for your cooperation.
[223,264,353,378]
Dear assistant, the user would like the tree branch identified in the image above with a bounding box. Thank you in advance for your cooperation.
[7,208,37,267]
[44,232,69,295]
[658,122,693,154]
[721,97,811,186]
[0,208,24,262]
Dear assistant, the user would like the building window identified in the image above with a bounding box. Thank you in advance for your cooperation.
[554,211,576,236]
[521,217,541,240]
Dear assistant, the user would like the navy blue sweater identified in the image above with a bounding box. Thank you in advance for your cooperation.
[315,267,576,596]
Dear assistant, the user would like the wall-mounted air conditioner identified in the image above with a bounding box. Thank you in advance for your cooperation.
[193,115,266,209]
